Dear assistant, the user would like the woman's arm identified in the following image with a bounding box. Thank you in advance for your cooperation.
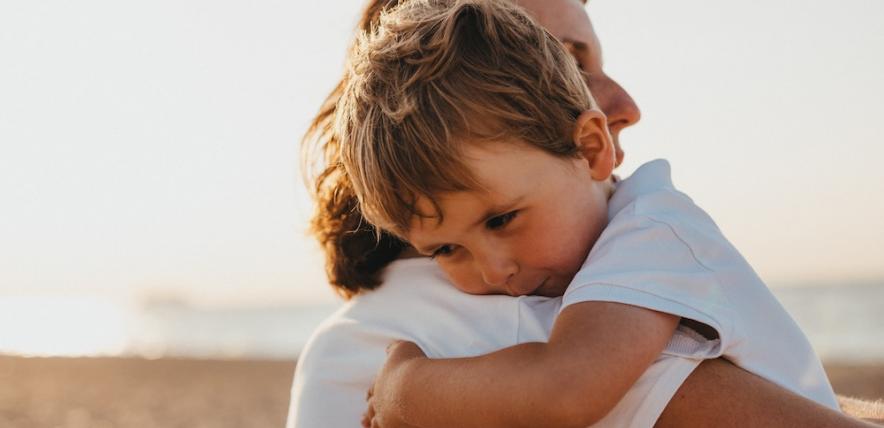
[368,355,882,428]
[840,396,884,424]
[366,301,679,428]
[656,358,881,428]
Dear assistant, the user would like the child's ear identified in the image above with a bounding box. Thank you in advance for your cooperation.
[573,109,615,181]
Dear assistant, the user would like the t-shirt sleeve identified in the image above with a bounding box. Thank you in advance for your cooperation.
[594,352,703,428]
[286,317,390,428]
[562,213,735,359]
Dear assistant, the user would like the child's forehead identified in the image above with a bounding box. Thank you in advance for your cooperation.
[405,139,536,204]
[462,140,576,189]
[413,187,521,220]
[399,138,573,240]
[399,139,577,237]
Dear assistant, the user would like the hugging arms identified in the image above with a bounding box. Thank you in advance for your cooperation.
[289,0,884,426]
[288,258,877,427]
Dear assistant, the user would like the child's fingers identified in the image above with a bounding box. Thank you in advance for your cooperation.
[361,411,371,428]
[362,402,376,428]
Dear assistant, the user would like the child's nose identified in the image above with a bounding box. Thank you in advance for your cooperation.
[476,254,518,292]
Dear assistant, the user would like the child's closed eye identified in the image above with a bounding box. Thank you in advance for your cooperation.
[430,244,457,259]
[430,211,518,259]
[485,211,518,230]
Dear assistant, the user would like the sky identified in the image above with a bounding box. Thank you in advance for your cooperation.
[1,0,882,306]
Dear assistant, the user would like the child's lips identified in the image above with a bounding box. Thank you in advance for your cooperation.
[507,277,552,297]
[530,277,552,296]
[506,278,545,297]
[533,276,566,297]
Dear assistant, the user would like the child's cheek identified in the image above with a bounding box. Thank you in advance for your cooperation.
[530,207,596,276]
[438,258,497,295]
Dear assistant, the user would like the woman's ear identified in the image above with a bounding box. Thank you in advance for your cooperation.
[573,109,615,181]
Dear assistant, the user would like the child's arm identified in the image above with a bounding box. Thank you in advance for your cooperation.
[365,301,679,428]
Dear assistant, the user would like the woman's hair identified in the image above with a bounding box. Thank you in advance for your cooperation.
[336,0,595,237]
[302,0,407,300]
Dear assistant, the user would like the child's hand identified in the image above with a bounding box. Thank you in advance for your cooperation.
[361,340,427,428]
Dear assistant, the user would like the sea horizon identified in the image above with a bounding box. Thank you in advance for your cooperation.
[2,280,882,362]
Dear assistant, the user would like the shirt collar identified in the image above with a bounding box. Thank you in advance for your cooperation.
[608,159,674,220]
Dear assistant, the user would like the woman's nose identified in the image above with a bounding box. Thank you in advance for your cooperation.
[594,74,641,133]
[589,74,641,166]
[604,84,641,134]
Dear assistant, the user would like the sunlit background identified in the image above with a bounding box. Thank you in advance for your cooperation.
[1,0,883,362]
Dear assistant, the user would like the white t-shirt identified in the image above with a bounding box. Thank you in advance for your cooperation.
[288,260,710,428]
[563,159,839,409]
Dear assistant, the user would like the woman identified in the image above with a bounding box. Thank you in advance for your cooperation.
[288,0,883,426]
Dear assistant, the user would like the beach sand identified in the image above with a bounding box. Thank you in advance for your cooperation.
[1,356,882,428]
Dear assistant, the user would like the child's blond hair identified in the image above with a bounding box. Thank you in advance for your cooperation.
[337,0,596,237]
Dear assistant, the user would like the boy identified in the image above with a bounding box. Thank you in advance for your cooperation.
[337,0,839,426]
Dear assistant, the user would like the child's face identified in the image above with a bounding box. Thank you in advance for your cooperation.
[406,139,612,297]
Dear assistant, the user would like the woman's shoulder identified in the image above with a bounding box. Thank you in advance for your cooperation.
[326,257,511,326]
[301,257,534,358]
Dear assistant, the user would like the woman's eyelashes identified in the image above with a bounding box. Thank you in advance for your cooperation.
[564,41,587,71]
